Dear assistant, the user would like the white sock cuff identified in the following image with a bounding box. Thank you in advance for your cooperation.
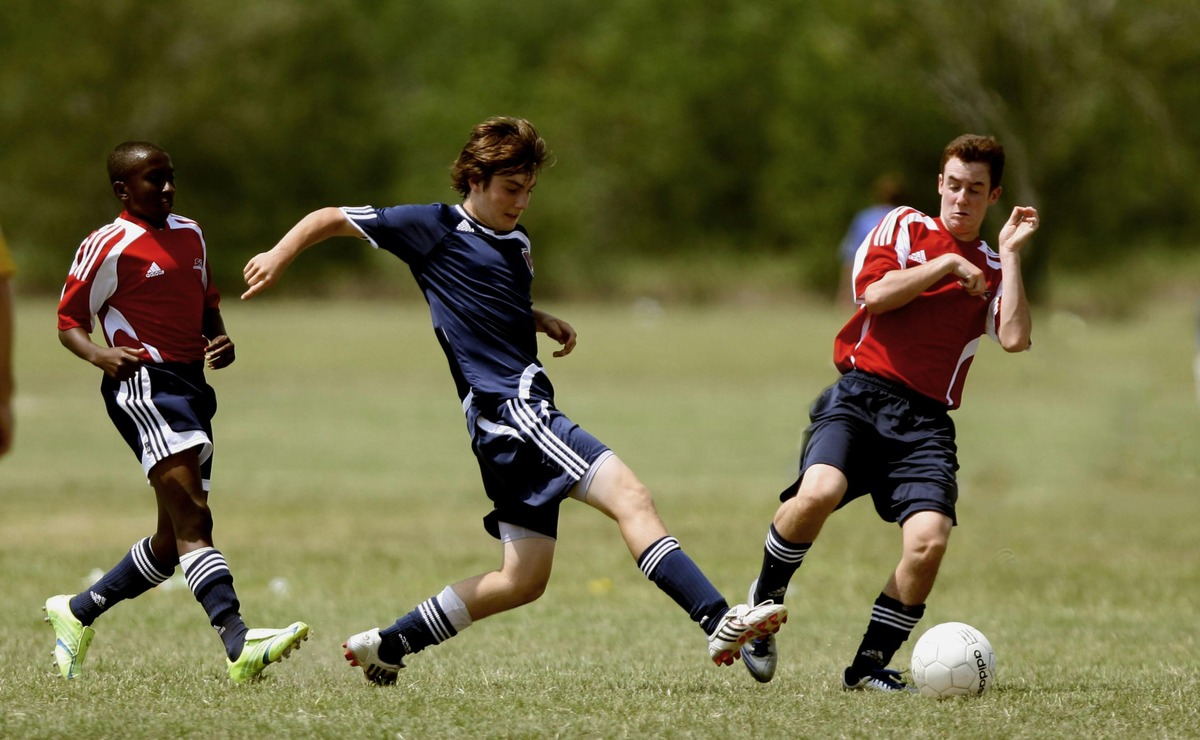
[437,585,473,632]
[178,546,216,573]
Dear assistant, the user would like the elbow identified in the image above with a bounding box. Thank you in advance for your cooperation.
[999,333,1031,353]
[862,295,894,315]
[859,287,887,314]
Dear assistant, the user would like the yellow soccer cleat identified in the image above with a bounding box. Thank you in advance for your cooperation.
[44,594,96,679]
[227,621,310,683]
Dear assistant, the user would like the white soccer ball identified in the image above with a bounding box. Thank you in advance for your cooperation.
[910,621,996,699]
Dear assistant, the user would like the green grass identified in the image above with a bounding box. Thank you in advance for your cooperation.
[2,294,1198,738]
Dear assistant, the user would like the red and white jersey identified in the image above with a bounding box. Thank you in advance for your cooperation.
[58,211,220,363]
[834,206,1004,409]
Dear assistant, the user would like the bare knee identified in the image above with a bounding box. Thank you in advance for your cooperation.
[151,457,213,545]
[903,530,949,577]
[774,466,847,541]
[901,511,952,573]
[591,466,659,523]
[503,570,549,607]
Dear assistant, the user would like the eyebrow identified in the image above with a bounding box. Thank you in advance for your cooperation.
[945,174,985,188]
[501,175,535,189]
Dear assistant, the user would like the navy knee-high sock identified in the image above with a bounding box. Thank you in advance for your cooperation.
[848,593,925,676]
[637,536,729,635]
[378,595,459,664]
[751,523,811,605]
[180,547,248,660]
[70,537,174,626]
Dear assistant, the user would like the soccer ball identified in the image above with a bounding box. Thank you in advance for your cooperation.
[910,622,996,699]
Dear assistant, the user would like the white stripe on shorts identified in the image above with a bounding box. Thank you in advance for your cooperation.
[505,399,589,479]
[116,366,213,479]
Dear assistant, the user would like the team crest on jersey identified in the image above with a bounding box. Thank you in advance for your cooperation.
[521,246,534,275]
[193,258,204,271]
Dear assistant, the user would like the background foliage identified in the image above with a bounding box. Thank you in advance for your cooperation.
[2,0,1198,304]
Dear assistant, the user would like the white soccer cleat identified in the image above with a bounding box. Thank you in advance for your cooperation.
[739,581,780,682]
[343,628,404,685]
[708,601,787,667]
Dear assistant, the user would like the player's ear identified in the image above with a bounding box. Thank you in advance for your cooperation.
[469,175,491,195]
[112,181,130,202]
[988,185,1002,205]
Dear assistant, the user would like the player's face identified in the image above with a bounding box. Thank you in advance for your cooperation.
[115,151,175,228]
[465,172,535,231]
[938,157,1001,241]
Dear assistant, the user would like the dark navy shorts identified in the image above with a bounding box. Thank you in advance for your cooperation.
[780,370,959,525]
[101,362,216,490]
[466,396,610,540]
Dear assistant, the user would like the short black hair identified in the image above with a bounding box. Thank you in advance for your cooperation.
[107,141,167,184]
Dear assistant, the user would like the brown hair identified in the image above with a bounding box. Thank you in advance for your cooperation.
[450,117,550,198]
[941,134,1005,190]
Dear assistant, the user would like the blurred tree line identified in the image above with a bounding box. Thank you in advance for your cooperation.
[2,0,1196,303]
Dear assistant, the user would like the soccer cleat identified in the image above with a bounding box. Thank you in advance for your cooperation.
[739,580,779,683]
[44,595,96,679]
[842,666,915,693]
[227,621,310,683]
[708,601,788,667]
[343,628,404,685]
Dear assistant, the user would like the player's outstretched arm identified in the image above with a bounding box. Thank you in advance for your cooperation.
[242,207,360,300]
[533,308,577,358]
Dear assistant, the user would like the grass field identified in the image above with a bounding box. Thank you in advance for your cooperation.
[1,294,1197,738]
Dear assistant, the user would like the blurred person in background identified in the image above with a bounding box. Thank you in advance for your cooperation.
[838,173,908,305]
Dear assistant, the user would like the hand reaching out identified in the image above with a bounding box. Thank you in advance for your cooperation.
[999,206,1039,254]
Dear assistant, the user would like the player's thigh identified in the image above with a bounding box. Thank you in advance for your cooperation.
[573,453,654,520]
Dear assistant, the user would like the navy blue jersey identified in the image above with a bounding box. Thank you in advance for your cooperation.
[342,203,554,406]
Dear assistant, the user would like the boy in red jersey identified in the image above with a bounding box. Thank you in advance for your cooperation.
[47,141,309,682]
[741,135,1039,690]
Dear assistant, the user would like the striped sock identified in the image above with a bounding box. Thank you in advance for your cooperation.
[849,593,925,676]
[752,524,810,605]
[379,594,459,664]
[637,536,729,634]
[70,537,174,626]
[180,547,247,660]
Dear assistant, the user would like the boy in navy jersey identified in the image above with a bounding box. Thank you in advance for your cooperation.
[48,141,309,681]
[742,135,1040,690]
[242,117,786,683]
